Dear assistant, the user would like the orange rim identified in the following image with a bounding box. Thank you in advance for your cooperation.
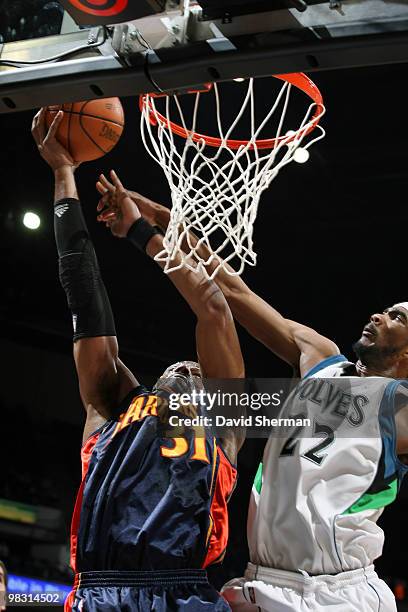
[140,73,324,150]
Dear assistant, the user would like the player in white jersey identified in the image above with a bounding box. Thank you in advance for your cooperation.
[216,295,408,611]
[93,184,408,611]
[223,355,408,611]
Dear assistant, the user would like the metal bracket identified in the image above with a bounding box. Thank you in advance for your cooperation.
[112,24,149,57]
[206,22,237,52]
[112,5,192,61]
[329,0,344,14]
[88,27,101,45]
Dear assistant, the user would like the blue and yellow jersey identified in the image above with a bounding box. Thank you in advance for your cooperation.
[69,386,237,574]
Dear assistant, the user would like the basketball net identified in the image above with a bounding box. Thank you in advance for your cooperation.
[140,74,325,279]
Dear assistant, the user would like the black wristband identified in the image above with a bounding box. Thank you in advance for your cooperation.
[126,218,161,252]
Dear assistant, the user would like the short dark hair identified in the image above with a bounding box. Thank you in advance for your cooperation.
[0,560,8,587]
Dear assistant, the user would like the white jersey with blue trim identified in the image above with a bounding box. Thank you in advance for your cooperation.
[247,355,408,575]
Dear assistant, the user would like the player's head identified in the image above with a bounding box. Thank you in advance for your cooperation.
[153,360,203,397]
[353,303,408,374]
[0,560,7,611]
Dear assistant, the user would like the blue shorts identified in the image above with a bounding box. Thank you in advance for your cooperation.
[66,570,231,611]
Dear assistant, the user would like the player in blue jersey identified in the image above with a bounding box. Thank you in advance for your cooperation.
[32,108,245,612]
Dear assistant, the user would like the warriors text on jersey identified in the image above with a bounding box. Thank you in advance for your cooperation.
[70,386,236,573]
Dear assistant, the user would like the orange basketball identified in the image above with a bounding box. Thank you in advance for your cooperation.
[45,97,124,163]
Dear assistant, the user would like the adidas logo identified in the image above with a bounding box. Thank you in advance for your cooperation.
[55,203,69,218]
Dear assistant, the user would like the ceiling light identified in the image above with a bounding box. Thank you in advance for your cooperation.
[293,147,310,164]
[23,212,41,230]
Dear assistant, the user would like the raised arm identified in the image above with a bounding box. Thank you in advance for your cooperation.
[193,264,338,378]
[97,172,245,460]
[145,239,245,380]
[31,111,138,442]
[97,171,244,380]
[98,187,339,378]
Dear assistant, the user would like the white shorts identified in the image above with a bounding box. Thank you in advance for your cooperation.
[221,563,396,612]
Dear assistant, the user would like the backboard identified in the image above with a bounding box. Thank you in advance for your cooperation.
[1,0,408,114]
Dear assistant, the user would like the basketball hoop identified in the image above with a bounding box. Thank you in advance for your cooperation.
[139,73,325,279]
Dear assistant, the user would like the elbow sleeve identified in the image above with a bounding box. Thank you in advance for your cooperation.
[54,198,116,342]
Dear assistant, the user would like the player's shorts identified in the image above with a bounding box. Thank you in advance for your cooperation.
[65,569,231,611]
[221,562,396,611]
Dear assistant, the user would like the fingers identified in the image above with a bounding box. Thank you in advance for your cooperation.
[97,208,117,222]
[44,111,64,142]
[98,212,116,223]
[96,188,114,214]
[37,107,47,143]
[97,212,114,229]
[31,109,40,137]
[97,207,115,221]
[110,169,124,191]
[98,173,115,193]
[96,181,108,198]
[31,108,46,145]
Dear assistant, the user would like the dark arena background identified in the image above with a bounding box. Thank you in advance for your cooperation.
[0,1,408,610]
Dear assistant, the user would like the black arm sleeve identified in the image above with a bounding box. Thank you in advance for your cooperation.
[54,198,116,342]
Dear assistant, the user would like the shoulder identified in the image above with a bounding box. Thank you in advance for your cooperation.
[82,385,151,444]
[286,321,340,377]
[115,385,152,413]
[302,354,351,379]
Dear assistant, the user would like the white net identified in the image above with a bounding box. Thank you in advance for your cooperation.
[140,76,325,279]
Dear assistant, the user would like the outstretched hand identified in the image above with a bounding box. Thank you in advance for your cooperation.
[97,170,142,238]
[31,108,79,172]
[96,172,168,228]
